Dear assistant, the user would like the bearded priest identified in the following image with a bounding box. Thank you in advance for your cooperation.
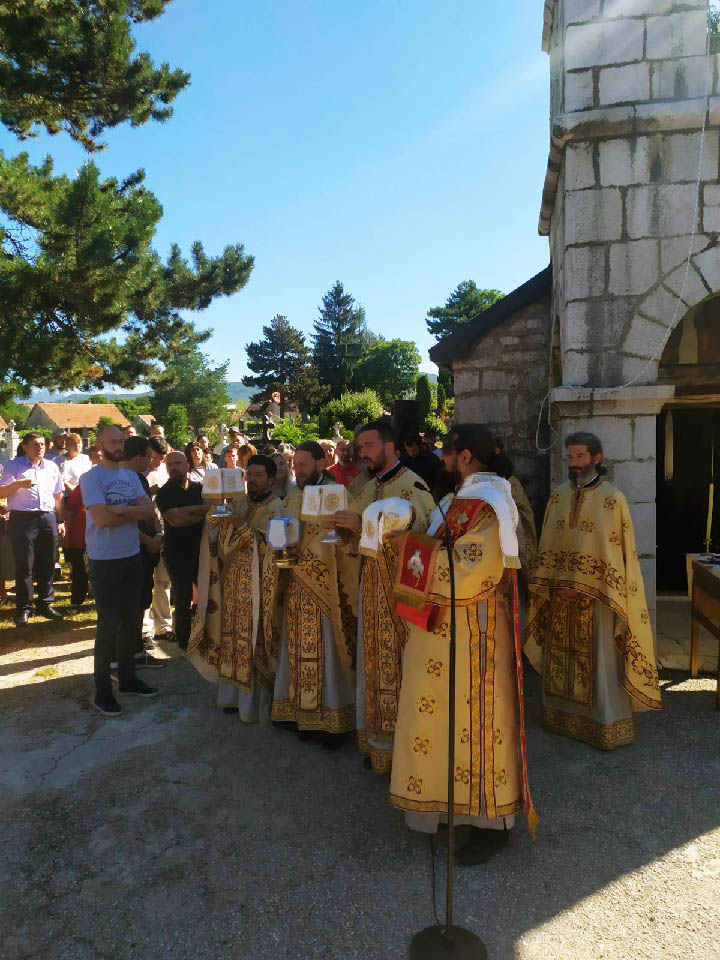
[187,455,283,723]
[525,432,661,750]
[389,424,538,866]
[271,441,360,749]
[332,418,436,773]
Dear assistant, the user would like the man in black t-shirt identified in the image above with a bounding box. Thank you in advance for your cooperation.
[155,452,210,650]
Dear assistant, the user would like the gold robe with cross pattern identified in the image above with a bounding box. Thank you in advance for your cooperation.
[186,492,283,701]
[525,479,661,750]
[350,467,437,772]
[390,499,525,824]
[270,476,361,733]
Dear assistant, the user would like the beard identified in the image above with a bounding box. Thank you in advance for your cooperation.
[101,444,124,463]
[296,468,321,490]
[435,467,460,500]
[363,453,387,477]
[167,472,186,485]
[568,464,598,484]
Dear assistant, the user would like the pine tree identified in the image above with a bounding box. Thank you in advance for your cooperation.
[416,374,435,423]
[436,382,447,416]
[0,0,254,402]
[426,281,503,341]
[313,282,366,399]
[165,403,190,449]
[243,316,319,417]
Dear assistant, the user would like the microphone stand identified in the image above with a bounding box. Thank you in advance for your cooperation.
[410,499,487,960]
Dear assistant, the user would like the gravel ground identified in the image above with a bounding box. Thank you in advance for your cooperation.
[1,615,718,960]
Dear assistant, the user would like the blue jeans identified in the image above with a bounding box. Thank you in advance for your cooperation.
[89,554,143,698]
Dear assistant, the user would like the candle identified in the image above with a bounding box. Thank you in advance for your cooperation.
[706,482,714,550]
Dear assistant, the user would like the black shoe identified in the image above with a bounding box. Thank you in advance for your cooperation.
[223,707,239,715]
[118,678,158,698]
[36,604,63,621]
[321,732,346,752]
[455,827,510,866]
[92,693,122,717]
[154,632,177,644]
[15,610,29,627]
[134,652,167,669]
[272,720,298,733]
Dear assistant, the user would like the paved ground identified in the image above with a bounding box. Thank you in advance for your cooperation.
[1,598,719,960]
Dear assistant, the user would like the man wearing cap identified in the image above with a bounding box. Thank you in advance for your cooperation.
[0,432,66,626]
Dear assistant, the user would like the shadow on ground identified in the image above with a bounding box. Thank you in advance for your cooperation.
[1,625,719,960]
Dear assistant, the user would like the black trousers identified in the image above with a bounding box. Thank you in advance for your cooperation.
[164,555,197,651]
[64,547,89,605]
[88,554,143,697]
[9,510,57,613]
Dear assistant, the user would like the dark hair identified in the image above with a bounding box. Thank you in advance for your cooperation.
[184,440,203,463]
[565,431,603,457]
[403,433,422,447]
[493,453,514,480]
[123,436,150,460]
[451,424,503,472]
[20,431,45,447]
[296,440,326,462]
[247,454,277,479]
[148,436,169,456]
[358,418,396,446]
[565,430,607,475]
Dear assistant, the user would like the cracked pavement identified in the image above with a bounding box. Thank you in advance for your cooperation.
[1,623,719,960]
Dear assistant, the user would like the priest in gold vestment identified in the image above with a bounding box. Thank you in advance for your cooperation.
[271,441,360,747]
[526,432,661,750]
[187,456,283,723]
[390,425,537,865]
[333,419,436,773]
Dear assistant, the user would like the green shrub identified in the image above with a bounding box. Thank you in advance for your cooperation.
[317,389,383,437]
[272,418,319,446]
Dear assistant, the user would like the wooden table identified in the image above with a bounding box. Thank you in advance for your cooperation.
[688,557,720,709]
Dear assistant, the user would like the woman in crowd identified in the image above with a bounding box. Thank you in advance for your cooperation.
[270,452,296,500]
[185,440,218,484]
[60,433,92,493]
[63,480,88,608]
[319,440,337,470]
[238,443,257,470]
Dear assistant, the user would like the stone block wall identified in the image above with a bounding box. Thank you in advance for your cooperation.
[544,0,720,388]
[452,295,552,521]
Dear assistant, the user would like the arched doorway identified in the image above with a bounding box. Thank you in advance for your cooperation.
[657,293,720,591]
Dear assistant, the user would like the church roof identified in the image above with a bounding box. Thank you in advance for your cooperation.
[429,265,552,366]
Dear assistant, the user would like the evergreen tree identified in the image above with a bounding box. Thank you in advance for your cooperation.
[426,281,503,341]
[0,1,189,150]
[416,374,435,423]
[438,367,454,399]
[0,0,254,402]
[313,282,366,399]
[243,315,318,417]
[436,382,447,416]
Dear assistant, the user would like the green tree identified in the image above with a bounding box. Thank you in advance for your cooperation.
[436,382,447,416]
[112,397,141,423]
[243,315,321,416]
[81,396,111,404]
[426,281,503,341]
[416,374,435,424]
[271,419,319,446]
[0,398,29,428]
[165,403,189,449]
[0,1,254,403]
[710,5,720,55]
[352,338,421,405]
[438,367,454,399]
[313,282,366,399]
[0,156,253,402]
[0,1,189,151]
[317,389,383,437]
[151,345,230,431]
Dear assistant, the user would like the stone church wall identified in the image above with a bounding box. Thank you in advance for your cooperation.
[452,294,552,521]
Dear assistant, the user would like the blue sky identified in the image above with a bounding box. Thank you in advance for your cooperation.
[6,0,551,381]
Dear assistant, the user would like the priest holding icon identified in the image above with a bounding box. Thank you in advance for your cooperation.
[271,441,360,748]
[186,456,283,724]
[333,419,436,774]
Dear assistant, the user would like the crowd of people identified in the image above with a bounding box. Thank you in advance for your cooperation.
[0,417,661,865]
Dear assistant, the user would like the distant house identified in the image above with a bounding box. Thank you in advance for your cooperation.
[26,402,130,438]
[134,413,155,434]
[0,415,6,430]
